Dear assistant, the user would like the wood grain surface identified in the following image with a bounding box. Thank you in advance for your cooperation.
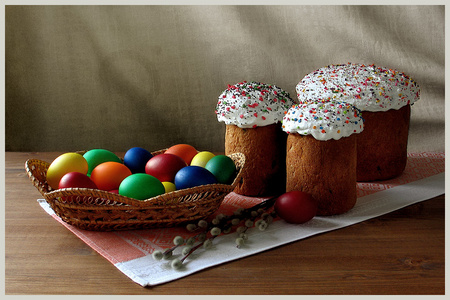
[5,152,445,295]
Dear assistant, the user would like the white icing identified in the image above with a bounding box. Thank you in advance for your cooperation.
[215,81,297,128]
[282,100,364,141]
[296,63,420,112]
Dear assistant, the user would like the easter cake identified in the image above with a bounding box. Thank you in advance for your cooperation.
[296,63,420,181]
[282,100,364,215]
[215,81,297,196]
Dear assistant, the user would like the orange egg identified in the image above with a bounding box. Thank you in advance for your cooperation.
[90,161,132,191]
[165,144,198,165]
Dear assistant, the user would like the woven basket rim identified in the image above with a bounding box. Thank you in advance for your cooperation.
[44,183,235,208]
[24,150,245,230]
[25,151,245,208]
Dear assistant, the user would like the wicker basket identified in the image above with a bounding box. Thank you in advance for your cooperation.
[25,150,245,231]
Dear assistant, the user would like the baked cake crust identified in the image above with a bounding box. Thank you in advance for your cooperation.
[286,133,357,215]
[225,123,286,196]
[357,105,411,181]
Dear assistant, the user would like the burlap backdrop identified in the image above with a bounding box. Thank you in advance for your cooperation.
[5,5,445,152]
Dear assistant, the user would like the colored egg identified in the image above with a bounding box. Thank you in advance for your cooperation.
[165,144,198,165]
[162,181,176,193]
[119,173,165,200]
[58,172,98,189]
[205,155,236,184]
[145,153,187,182]
[190,151,215,167]
[90,161,132,191]
[174,166,217,190]
[123,147,153,173]
[46,152,89,190]
[83,149,121,176]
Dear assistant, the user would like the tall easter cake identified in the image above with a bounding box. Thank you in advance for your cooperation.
[296,63,420,181]
[215,81,296,196]
[282,100,364,215]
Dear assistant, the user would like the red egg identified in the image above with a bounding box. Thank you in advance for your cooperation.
[165,144,198,165]
[145,153,187,182]
[58,172,98,189]
[58,172,98,203]
[275,191,317,224]
[90,161,132,191]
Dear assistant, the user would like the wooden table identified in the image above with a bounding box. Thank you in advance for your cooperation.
[5,152,445,295]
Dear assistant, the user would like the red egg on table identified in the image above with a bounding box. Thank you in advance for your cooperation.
[275,191,317,224]
[165,144,198,165]
[90,161,132,191]
[145,154,187,182]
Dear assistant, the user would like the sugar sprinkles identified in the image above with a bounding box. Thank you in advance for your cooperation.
[296,63,420,112]
[282,100,364,141]
[216,81,297,128]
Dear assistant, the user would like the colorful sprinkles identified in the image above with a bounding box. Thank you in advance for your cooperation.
[282,99,364,141]
[296,63,420,112]
[215,81,297,128]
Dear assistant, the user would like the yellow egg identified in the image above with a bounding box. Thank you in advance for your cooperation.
[190,151,215,167]
[162,181,176,193]
[46,152,89,190]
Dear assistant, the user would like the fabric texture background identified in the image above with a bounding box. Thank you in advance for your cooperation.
[5,5,445,152]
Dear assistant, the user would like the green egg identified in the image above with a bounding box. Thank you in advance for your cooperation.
[119,173,165,200]
[205,155,236,184]
[83,149,122,176]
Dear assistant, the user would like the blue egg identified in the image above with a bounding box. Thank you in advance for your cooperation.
[174,166,217,190]
[123,147,153,173]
